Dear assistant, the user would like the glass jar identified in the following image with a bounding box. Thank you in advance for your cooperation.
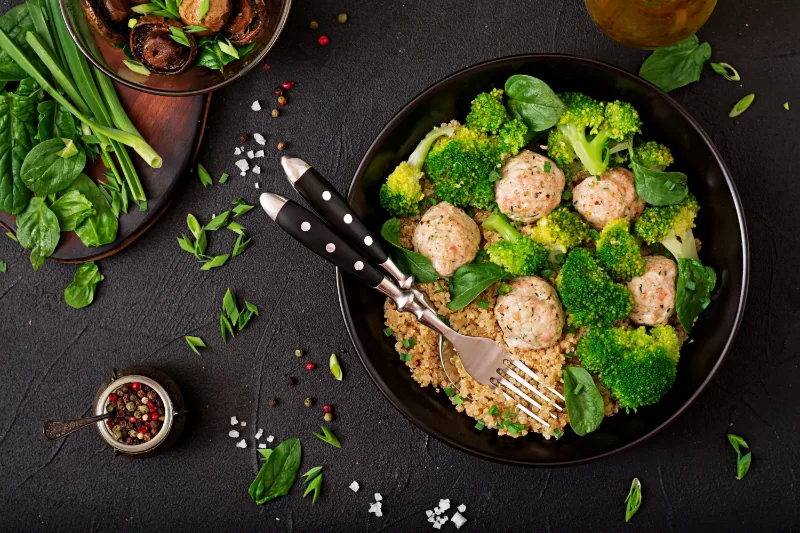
[584,0,717,49]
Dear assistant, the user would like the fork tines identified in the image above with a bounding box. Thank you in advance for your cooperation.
[489,359,566,428]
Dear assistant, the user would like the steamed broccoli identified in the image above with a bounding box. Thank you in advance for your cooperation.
[482,213,548,276]
[556,248,634,327]
[547,93,642,177]
[379,124,457,216]
[577,325,681,410]
[634,141,674,171]
[595,219,646,281]
[634,194,700,260]
[529,206,594,256]
[424,120,527,210]
[465,88,510,134]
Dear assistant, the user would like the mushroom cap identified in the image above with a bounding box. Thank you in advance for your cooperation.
[80,0,132,44]
[224,0,267,46]
[179,0,232,37]
[130,16,198,75]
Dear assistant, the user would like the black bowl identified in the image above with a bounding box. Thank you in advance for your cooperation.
[336,55,749,466]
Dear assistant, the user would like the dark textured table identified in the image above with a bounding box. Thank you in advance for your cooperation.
[1,1,798,531]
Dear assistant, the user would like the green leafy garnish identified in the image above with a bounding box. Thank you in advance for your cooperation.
[217,38,238,59]
[729,94,755,118]
[625,478,642,522]
[639,35,711,92]
[488,405,501,417]
[201,254,229,270]
[248,438,302,505]
[329,353,343,381]
[443,387,454,397]
[64,262,103,309]
[402,338,416,349]
[474,420,485,430]
[313,425,341,448]
[220,314,234,342]
[205,210,231,230]
[16,197,59,270]
[0,261,6,272]
[504,74,565,135]
[232,198,253,217]
[399,352,411,362]
[227,221,245,234]
[497,282,512,295]
[123,59,150,76]
[302,467,323,505]
[50,190,95,231]
[232,234,251,256]
[710,62,740,81]
[380,219,438,283]
[197,0,210,21]
[168,26,190,47]
[476,298,489,309]
[562,366,604,436]
[183,25,208,33]
[383,327,394,337]
[452,395,463,405]
[447,262,510,311]
[728,433,752,480]
[185,335,206,355]
[198,163,213,186]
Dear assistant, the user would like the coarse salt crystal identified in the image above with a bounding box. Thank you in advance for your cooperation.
[368,502,381,514]
[434,508,442,516]
[426,510,433,518]
[252,166,261,174]
[438,499,450,512]
[236,439,247,448]
[241,171,247,177]
[457,504,466,513]
[254,133,266,145]
[440,516,448,523]
[254,181,259,188]
[240,421,246,427]
[451,512,467,529]
[255,429,263,439]
[374,493,382,502]
[230,416,238,425]
[258,443,267,449]
[234,147,242,155]
[255,150,264,157]
[266,435,274,443]
[427,517,436,524]
[228,430,240,438]
[432,523,442,530]
[235,159,249,172]
[251,100,261,111]
[349,481,360,492]
[247,150,255,159]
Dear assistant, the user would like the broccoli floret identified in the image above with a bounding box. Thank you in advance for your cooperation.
[595,219,646,281]
[379,124,456,216]
[529,206,593,254]
[556,248,634,327]
[634,141,674,171]
[482,213,548,276]
[634,194,700,261]
[465,88,510,134]
[550,93,642,177]
[424,120,527,210]
[577,325,680,410]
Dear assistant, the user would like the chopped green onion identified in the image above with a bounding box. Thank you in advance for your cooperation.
[710,62,741,81]
[443,387,454,397]
[198,163,213,186]
[219,172,229,184]
[383,327,394,337]
[488,405,500,417]
[399,352,411,362]
[543,161,552,172]
[625,478,642,522]
[123,59,150,76]
[476,298,489,309]
[541,269,554,278]
[329,353,343,380]
[169,26,190,47]
[784,102,790,110]
[312,425,341,448]
[185,335,206,355]
[452,395,463,405]
[562,190,572,201]
[474,420,485,430]
[729,94,755,118]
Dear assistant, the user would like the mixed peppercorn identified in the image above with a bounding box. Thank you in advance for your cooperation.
[104,382,165,445]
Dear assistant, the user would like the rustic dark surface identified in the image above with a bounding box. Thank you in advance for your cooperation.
[1,1,798,531]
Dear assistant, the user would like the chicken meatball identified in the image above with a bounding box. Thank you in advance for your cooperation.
[572,167,645,230]
[494,276,565,350]
[627,255,677,326]
[495,150,565,222]
[412,202,480,277]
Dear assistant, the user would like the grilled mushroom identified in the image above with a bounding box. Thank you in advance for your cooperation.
[130,16,198,75]
[224,0,267,46]
[179,0,232,37]
[80,0,132,44]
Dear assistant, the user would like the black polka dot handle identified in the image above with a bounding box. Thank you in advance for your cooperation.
[261,193,385,288]
[282,157,389,266]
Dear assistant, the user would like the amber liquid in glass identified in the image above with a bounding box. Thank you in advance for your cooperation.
[584,0,717,48]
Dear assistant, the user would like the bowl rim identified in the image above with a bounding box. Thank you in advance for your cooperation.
[58,0,292,97]
[335,53,750,467]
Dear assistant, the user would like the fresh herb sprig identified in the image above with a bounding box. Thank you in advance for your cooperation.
[249,438,302,505]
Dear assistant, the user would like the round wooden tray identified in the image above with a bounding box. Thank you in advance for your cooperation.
[0,83,210,263]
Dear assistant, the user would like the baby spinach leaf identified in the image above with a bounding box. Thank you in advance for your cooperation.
[0,5,46,81]
[21,137,86,195]
[16,196,59,270]
[65,174,118,247]
[562,366,604,436]
[639,35,712,92]
[447,262,509,311]
[248,437,302,505]
[504,74,565,134]
[37,100,77,142]
[631,160,688,206]
[380,218,438,283]
[676,258,716,333]
[50,189,95,231]
[64,261,103,309]
[0,79,42,214]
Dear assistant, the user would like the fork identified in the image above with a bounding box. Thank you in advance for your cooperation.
[263,159,565,427]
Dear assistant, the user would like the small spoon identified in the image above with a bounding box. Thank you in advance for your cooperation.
[43,413,113,440]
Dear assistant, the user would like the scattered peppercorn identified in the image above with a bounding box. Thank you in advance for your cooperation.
[324,412,334,422]
[271,108,279,118]
[277,95,287,106]
[274,87,283,96]
[318,35,329,46]
[309,20,318,30]
[106,382,164,446]
[262,63,270,71]
[281,81,295,90]
[268,398,279,407]
[277,141,287,151]
[305,361,315,370]
[322,404,332,414]
[287,376,297,386]
[337,12,347,23]
[108,393,118,402]
[304,397,314,407]
[239,133,248,142]
[131,382,142,392]
[295,349,303,357]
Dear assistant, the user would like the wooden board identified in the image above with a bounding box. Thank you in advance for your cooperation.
[0,83,209,263]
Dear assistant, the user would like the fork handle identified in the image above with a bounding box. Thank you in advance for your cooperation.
[260,193,384,288]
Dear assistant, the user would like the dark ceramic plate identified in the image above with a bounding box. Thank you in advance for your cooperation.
[336,55,749,466]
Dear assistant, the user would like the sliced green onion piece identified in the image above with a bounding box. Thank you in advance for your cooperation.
[123,59,150,76]
[329,353,343,381]
[710,62,741,81]
[729,94,755,118]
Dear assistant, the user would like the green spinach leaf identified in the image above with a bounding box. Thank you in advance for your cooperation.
[676,257,716,333]
[50,190,95,231]
[380,218,438,283]
[37,100,77,142]
[504,74,565,134]
[15,196,59,269]
[21,137,86,195]
[0,79,42,214]
[65,173,118,247]
[447,262,509,311]
[248,437,302,505]
[64,261,103,309]
[631,160,688,206]
[639,35,712,92]
[0,5,46,81]
[562,366,604,436]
